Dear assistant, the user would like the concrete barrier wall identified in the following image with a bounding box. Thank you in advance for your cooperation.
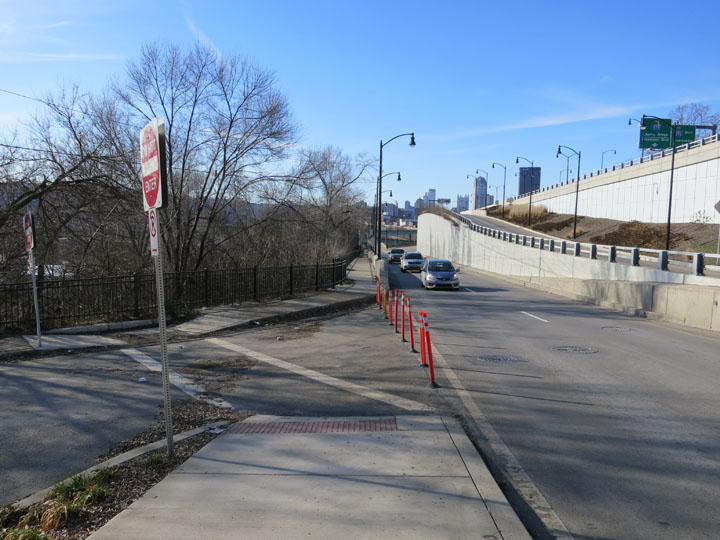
[417,213,720,332]
[509,138,720,224]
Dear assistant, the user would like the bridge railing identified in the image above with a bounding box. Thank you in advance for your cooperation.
[451,211,719,277]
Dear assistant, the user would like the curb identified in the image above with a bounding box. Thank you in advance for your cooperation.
[12,421,232,509]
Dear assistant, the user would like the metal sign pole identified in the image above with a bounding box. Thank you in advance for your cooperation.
[28,249,42,348]
[152,209,174,457]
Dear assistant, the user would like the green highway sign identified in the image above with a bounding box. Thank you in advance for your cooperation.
[639,118,672,149]
[674,125,696,146]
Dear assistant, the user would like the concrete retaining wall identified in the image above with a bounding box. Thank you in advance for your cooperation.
[510,137,720,224]
[418,213,720,332]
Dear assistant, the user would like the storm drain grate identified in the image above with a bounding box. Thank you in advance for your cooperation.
[476,355,524,363]
[602,326,632,332]
[553,346,598,354]
[227,418,398,435]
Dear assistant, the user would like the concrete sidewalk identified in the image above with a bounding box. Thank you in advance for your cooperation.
[88,415,530,540]
[1,256,380,359]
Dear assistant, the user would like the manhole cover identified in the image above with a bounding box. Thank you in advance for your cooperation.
[476,355,524,363]
[602,326,632,332]
[553,346,598,354]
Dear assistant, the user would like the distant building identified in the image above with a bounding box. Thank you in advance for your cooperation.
[404,200,415,218]
[414,198,425,212]
[518,167,541,196]
[424,188,437,207]
[487,195,494,205]
[456,194,469,212]
[471,176,488,209]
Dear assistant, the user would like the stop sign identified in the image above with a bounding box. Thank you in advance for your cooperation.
[140,119,167,211]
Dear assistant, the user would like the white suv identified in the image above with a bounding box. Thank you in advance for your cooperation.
[400,251,424,272]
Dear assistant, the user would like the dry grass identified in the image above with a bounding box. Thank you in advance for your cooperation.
[507,204,548,221]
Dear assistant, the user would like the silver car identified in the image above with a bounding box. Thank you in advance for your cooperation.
[400,251,424,272]
[421,259,461,290]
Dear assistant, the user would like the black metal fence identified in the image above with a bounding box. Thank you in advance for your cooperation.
[0,250,358,333]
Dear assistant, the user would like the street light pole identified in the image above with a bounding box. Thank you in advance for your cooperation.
[376,133,415,255]
[557,145,582,239]
[516,156,534,226]
[601,149,616,170]
[492,162,507,219]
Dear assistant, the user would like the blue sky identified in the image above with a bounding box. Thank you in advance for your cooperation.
[2,0,720,207]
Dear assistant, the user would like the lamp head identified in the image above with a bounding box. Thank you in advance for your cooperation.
[389,190,392,197]
[628,118,632,126]
[515,157,519,164]
[409,133,416,147]
[397,173,401,182]
[556,146,561,158]
[492,163,495,169]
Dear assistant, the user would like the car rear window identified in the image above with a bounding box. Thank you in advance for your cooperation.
[428,261,455,272]
[405,253,422,259]
[390,249,404,254]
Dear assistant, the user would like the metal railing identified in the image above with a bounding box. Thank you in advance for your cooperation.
[0,250,359,333]
[451,212,717,277]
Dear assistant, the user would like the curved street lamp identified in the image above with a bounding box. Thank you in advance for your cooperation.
[557,145,582,239]
[376,133,415,254]
[516,156,535,226]
[601,149,616,170]
[491,162,507,219]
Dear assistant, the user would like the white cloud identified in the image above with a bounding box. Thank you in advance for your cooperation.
[183,11,222,61]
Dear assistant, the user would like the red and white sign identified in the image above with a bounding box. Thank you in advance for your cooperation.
[23,211,35,251]
[148,208,159,258]
[140,119,166,211]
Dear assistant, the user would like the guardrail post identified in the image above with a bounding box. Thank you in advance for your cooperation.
[549,239,555,252]
[590,245,597,259]
[522,235,527,246]
[659,250,669,271]
[561,241,567,254]
[539,238,545,250]
[631,248,640,266]
[694,253,705,276]
[516,234,521,245]
[574,243,581,257]
[609,246,617,263]
[531,237,536,248]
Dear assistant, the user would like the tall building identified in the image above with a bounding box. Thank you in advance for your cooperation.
[424,188,437,207]
[471,176,488,209]
[518,167,541,196]
[414,198,425,212]
[456,194,470,212]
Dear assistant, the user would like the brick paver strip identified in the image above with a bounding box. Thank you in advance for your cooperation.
[227,418,398,434]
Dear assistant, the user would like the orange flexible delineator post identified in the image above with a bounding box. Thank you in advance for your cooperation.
[424,315,439,388]
[418,311,427,366]
[382,285,388,318]
[394,290,400,333]
[407,297,416,352]
[388,290,395,326]
[400,292,406,342]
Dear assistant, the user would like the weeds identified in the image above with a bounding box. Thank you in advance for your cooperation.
[145,453,169,466]
[0,528,54,540]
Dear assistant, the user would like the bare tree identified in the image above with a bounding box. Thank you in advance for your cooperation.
[669,103,720,138]
[113,42,296,274]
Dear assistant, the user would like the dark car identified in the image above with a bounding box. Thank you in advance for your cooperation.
[420,259,461,289]
[387,248,404,264]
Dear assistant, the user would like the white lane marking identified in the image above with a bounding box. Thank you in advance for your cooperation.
[207,338,433,412]
[121,348,233,409]
[520,311,549,323]
[464,287,475,293]
[430,344,574,539]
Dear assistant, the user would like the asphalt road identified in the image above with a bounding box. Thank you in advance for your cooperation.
[388,254,720,540]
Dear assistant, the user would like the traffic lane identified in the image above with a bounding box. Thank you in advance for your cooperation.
[0,351,184,506]
[411,266,720,539]
[464,214,552,238]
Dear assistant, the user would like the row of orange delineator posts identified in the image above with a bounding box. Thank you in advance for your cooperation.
[375,280,438,388]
